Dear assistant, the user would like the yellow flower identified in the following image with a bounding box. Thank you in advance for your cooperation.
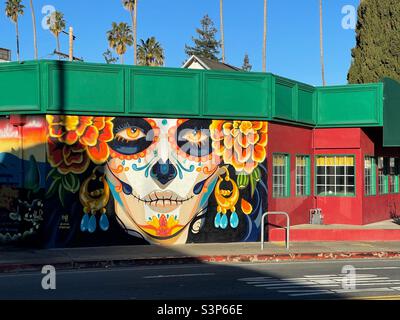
[210,120,268,174]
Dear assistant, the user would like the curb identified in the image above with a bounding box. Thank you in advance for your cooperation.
[1,251,400,274]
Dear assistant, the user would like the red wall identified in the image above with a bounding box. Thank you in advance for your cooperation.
[361,128,400,224]
[313,128,363,225]
[267,122,314,227]
[268,125,400,227]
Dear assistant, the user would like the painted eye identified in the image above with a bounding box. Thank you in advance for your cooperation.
[116,127,145,142]
[183,130,208,146]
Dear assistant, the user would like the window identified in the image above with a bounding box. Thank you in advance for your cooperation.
[296,156,310,196]
[378,168,388,195]
[316,156,355,196]
[389,158,399,194]
[273,154,290,198]
[364,156,376,196]
[389,175,399,194]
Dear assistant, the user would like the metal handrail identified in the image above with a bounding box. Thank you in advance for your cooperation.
[261,212,290,250]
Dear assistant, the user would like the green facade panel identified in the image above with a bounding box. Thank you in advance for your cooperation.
[273,77,296,121]
[317,84,383,127]
[129,68,201,116]
[203,72,271,119]
[0,63,41,112]
[383,78,400,147]
[46,62,125,114]
[0,60,395,132]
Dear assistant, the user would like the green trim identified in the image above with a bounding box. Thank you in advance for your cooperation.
[314,154,357,198]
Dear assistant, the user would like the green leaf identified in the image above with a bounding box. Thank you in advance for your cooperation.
[237,173,250,190]
[46,179,61,199]
[252,167,262,182]
[250,175,257,198]
[47,167,60,181]
[62,174,81,194]
[58,183,66,208]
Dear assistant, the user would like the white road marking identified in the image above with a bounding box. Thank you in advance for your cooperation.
[355,267,400,270]
[143,273,215,279]
[239,273,400,297]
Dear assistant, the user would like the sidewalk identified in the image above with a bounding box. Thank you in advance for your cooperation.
[1,241,400,273]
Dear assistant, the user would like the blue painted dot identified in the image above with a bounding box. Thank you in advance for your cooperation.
[162,120,168,126]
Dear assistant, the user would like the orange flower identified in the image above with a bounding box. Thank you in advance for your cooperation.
[47,116,115,174]
[210,120,268,174]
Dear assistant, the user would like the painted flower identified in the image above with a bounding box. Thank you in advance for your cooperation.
[141,214,183,237]
[210,120,268,174]
[47,116,115,174]
[47,139,91,175]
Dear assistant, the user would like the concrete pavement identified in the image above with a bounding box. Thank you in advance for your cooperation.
[1,241,400,273]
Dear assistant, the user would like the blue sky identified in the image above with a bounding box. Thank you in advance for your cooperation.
[0,0,360,86]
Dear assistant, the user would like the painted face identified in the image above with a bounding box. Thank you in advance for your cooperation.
[106,118,221,244]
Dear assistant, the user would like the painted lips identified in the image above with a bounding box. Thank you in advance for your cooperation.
[136,190,194,213]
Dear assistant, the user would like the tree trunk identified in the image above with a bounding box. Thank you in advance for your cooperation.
[30,0,38,60]
[120,54,124,65]
[133,1,138,65]
[57,35,60,60]
[220,0,225,63]
[16,21,20,62]
[320,0,326,86]
[262,0,267,72]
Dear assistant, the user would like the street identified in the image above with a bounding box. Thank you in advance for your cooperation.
[1,259,400,300]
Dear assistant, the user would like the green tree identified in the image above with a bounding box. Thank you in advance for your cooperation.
[47,11,66,56]
[137,37,165,66]
[122,0,138,65]
[242,53,252,71]
[5,0,25,62]
[103,49,119,64]
[107,22,134,64]
[29,0,38,60]
[185,14,221,61]
[348,0,400,83]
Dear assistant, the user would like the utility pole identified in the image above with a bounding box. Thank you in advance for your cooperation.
[69,27,73,61]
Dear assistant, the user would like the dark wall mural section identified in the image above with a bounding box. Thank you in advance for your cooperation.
[0,115,268,248]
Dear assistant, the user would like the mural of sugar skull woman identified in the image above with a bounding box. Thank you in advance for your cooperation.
[46,116,268,245]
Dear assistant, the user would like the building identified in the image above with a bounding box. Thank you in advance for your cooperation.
[0,59,399,248]
[0,49,11,62]
[183,55,241,71]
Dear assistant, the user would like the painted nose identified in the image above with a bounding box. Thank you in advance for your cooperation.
[150,160,177,186]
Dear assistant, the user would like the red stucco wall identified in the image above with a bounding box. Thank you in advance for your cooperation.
[267,122,314,227]
[361,128,400,225]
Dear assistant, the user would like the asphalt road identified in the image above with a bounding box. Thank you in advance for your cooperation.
[1,259,400,300]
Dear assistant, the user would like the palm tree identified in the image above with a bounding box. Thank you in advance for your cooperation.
[122,0,138,65]
[5,0,25,62]
[262,0,267,72]
[220,0,225,63]
[319,0,326,86]
[137,37,164,66]
[47,11,66,57]
[29,0,38,60]
[107,22,134,64]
